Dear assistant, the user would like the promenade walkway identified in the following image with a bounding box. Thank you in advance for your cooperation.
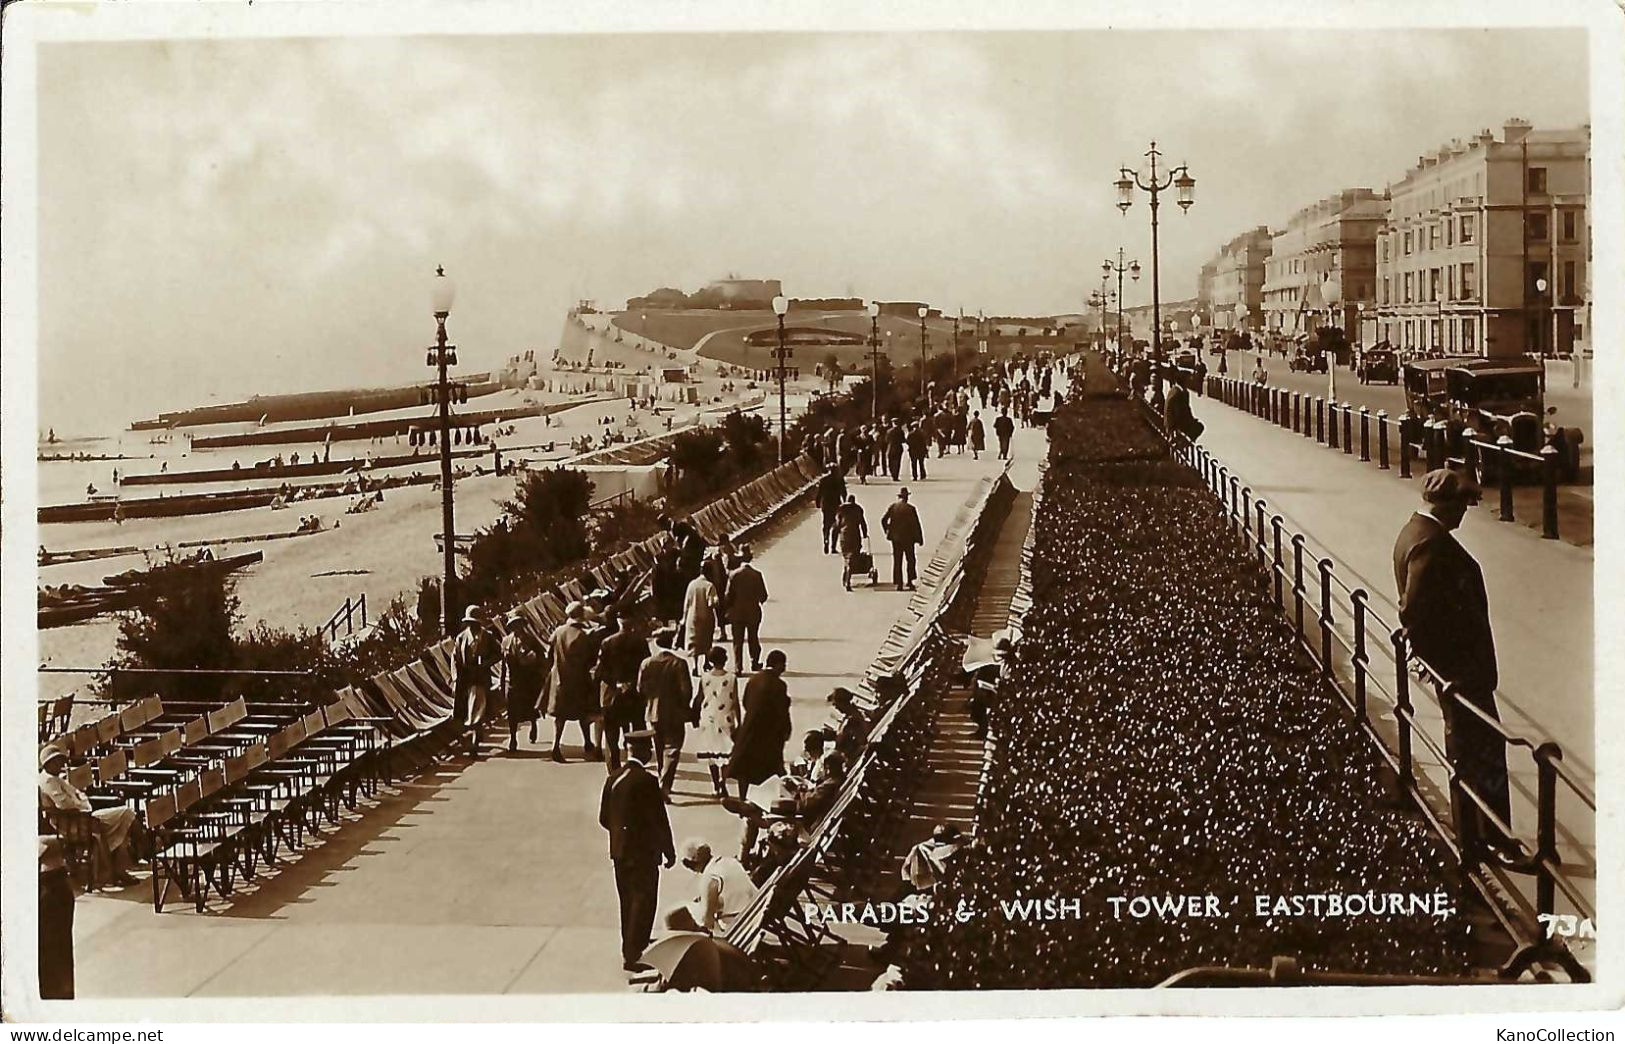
[1187,390,1596,932]
[69,427,1048,998]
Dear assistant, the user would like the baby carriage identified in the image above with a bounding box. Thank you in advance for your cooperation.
[848,541,879,586]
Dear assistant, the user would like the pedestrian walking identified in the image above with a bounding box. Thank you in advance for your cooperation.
[853,428,872,484]
[882,486,924,590]
[651,546,685,628]
[545,601,602,763]
[816,464,848,554]
[639,627,693,797]
[885,420,906,481]
[593,611,648,772]
[723,545,768,672]
[499,609,545,751]
[835,493,871,590]
[968,411,985,459]
[452,606,499,756]
[993,410,1015,460]
[701,545,732,643]
[725,649,792,802]
[599,732,674,973]
[1393,469,1513,865]
[680,568,719,674]
[690,646,741,797]
[906,422,930,480]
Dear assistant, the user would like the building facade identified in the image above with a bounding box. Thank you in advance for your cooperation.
[1204,228,1273,330]
[1260,189,1385,340]
[1374,119,1589,358]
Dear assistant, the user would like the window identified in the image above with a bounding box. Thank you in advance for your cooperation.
[1381,276,1390,305]
[1527,212,1549,241]
[1404,272,1414,303]
[1431,320,1442,349]
[1445,220,1454,247]
[1460,262,1476,301]
[1430,269,1441,302]
[1529,260,1550,297]
[1562,211,1577,242]
[1563,260,1576,299]
[1380,238,1389,262]
[1446,267,1455,301]
[1527,167,1547,194]
[1403,230,1413,255]
[1460,214,1475,243]
[1429,224,1440,250]
[1461,318,1475,352]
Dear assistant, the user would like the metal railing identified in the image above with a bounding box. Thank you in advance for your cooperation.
[1199,372,1566,540]
[1129,365,1592,982]
[321,592,369,643]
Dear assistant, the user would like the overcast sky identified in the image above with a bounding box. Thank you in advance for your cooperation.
[37,28,1587,432]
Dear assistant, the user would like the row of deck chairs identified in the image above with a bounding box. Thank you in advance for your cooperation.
[723,471,1017,987]
[725,637,951,987]
[685,454,823,545]
[144,691,391,912]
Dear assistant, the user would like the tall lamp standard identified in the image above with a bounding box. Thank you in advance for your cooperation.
[771,294,791,462]
[1323,274,1342,402]
[428,265,460,636]
[1103,250,1141,356]
[1117,143,1195,408]
[916,305,929,398]
[866,301,883,421]
[951,310,962,380]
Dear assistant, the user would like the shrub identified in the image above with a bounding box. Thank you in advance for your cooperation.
[100,556,240,704]
[461,468,594,607]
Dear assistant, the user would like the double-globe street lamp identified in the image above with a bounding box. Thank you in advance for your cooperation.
[1103,249,1141,356]
[428,265,461,636]
[1116,142,1195,407]
[771,294,791,463]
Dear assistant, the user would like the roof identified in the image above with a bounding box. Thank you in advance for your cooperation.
[1449,365,1543,378]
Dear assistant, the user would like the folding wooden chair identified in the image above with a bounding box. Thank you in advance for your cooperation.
[146,790,217,914]
[41,802,108,893]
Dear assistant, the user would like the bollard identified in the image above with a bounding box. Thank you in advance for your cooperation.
[1242,486,1253,541]
[1424,420,1442,471]
[1541,445,1560,539]
[1359,407,1371,462]
[1376,410,1390,469]
[1497,435,1514,522]
[1328,402,1339,449]
[1341,403,1353,454]
[1316,397,1326,443]
[1397,413,1412,478]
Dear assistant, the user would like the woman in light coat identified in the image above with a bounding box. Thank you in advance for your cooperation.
[689,646,741,797]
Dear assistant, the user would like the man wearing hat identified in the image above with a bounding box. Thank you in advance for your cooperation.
[637,626,693,798]
[39,744,138,886]
[452,606,499,757]
[594,611,649,772]
[1394,468,1511,862]
[723,544,769,673]
[599,731,674,972]
[881,487,924,591]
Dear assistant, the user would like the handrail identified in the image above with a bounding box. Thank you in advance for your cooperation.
[1124,359,1592,982]
[320,592,369,643]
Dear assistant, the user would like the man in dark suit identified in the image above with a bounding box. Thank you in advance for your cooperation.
[1163,381,1204,444]
[882,487,924,590]
[637,627,694,797]
[1393,468,1510,862]
[724,545,769,672]
[816,465,848,554]
[600,733,675,972]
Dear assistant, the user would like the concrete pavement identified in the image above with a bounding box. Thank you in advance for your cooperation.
[68,424,1045,998]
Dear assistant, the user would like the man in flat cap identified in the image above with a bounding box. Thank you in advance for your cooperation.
[1394,468,1511,863]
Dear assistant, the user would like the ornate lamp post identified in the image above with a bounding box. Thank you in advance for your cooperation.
[1103,250,1140,356]
[866,300,883,422]
[1117,143,1195,407]
[1323,273,1342,401]
[428,265,460,635]
[952,309,962,379]
[916,305,929,398]
[771,294,791,462]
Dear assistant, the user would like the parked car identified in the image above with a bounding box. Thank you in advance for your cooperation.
[1287,347,1327,373]
[1401,357,1571,464]
[1357,348,1398,385]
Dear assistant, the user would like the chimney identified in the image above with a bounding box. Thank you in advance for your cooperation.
[1503,118,1533,143]
[1476,128,1494,147]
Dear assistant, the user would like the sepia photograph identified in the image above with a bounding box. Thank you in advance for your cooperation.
[1,0,1618,1025]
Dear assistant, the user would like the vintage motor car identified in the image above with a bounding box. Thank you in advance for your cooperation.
[1287,345,1327,373]
[1401,357,1576,466]
[1356,347,1398,385]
